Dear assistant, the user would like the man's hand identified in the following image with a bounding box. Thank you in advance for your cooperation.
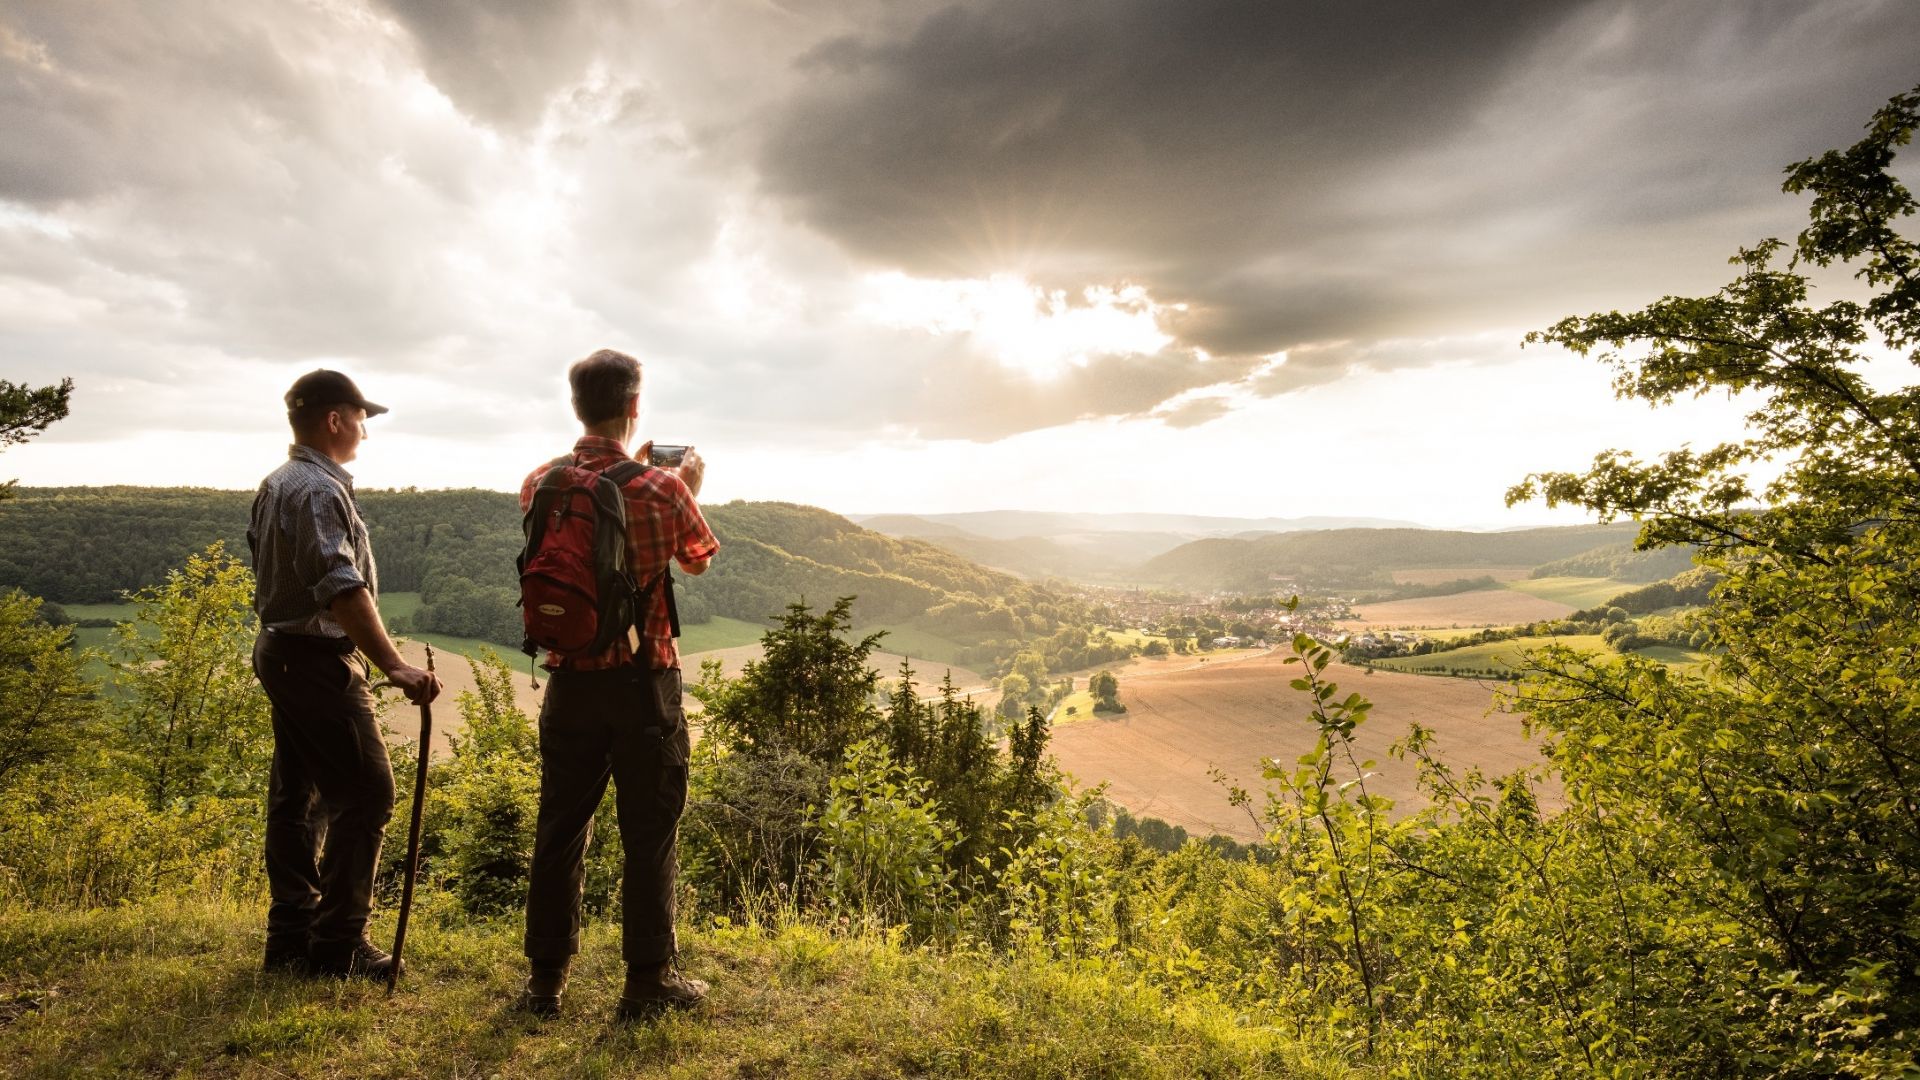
[635,440,705,498]
[386,663,443,705]
[674,446,705,499]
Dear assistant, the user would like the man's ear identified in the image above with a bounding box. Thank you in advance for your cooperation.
[625,394,640,420]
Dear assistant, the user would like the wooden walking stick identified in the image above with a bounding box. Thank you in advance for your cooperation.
[388,643,434,996]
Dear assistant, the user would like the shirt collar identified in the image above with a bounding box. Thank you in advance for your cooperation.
[572,435,630,460]
[288,444,354,488]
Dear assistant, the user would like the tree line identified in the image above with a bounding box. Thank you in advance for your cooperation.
[0,487,1092,671]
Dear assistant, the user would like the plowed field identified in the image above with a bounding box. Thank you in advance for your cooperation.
[1047,651,1550,842]
[1341,588,1574,629]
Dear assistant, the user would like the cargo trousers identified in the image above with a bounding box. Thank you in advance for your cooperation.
[252,630,397,954]
[523,665,691,967]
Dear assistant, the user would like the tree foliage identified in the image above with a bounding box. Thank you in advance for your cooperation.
[1490,82,1920,1068]
[0,377,72,501]
[110,542,271,808]
[0,589,100,788]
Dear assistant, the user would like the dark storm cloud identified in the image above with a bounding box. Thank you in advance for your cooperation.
[760,0,1920,389]
[370,0,630,129]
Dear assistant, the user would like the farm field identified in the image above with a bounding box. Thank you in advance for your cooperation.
[1373,634,1611,675]
[1048,651,1543,843]
[858,623,970,667]
[1416,625,1517,643]
[1389,565,1532,585]
[1342,588,1574,629]
[1506,576,1631,609]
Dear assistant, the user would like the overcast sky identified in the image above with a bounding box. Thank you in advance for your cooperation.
[3,0,1915,527]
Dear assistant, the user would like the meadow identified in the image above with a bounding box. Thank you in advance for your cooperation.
[1504,575,1635,609]
[0,898,1331,1079]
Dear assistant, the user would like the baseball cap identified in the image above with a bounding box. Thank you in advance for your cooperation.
[285,369,389,417]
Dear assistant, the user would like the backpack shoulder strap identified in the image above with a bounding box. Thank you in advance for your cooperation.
[599,459,650,487]
[534,454,575,489]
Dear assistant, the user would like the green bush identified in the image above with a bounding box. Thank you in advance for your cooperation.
[0,774,260,906]
[810,739,956,934]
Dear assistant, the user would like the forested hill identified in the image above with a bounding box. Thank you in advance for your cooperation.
[0,487,1074,666]
[1139,522,1643,591]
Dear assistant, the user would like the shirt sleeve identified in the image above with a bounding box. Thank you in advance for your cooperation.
[669,475,719,564]
[519,467,541,513]
[291,487,369,608]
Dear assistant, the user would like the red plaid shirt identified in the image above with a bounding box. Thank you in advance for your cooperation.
[520,437,719,671]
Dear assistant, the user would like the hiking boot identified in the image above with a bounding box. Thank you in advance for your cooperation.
[615,959,708,1020]
[309,938,401,982]
[262,942,312,976]
[516,961,569,1018]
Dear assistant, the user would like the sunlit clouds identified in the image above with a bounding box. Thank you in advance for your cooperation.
[3,0,1916,523]
[856,274,1174,378]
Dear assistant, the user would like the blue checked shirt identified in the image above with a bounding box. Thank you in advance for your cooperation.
[248,445,378,637]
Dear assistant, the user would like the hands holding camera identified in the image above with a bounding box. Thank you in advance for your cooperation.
[637,440,705,498]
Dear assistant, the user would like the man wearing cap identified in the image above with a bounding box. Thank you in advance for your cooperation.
[249,369,442,980]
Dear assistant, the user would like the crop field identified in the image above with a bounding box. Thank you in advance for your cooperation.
[1047,652,1548,842]
[1373,634,1611,675]
[1505,576,1630,609]
[1342,588,1575,629]
[1389,565,1533,585]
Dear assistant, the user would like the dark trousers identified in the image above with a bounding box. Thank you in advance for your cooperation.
[524,665,690,967]
[252,631,396,952]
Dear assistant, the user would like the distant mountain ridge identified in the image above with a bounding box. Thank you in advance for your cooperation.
[852,510,1425,540]
[852,510,1431,583]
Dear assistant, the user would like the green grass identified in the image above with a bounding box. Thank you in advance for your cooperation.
[1375,634,1612,675]
[1505,577,1630,609]
[0,896,1344,1079]
[680,616,773,655]
[1097,628,1161,649]
[1630,643,1712,670]
[1052,688,1097,722]
[852,623,969,667]
[1414,625,1517,643]
[56,602,137,621]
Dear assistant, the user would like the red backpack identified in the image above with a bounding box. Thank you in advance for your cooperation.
[517,456,678,665]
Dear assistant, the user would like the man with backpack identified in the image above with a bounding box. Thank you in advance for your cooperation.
[516,348,718,1019]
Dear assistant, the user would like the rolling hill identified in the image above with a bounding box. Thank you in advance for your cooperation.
[1138,523,1643,591]
[0,488,1078,669]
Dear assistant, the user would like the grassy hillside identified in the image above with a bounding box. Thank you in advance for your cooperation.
[1505,576,1632,609]
[0,898,1336,1079]
[1139,523,1640,591]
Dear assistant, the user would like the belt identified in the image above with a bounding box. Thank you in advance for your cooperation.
[261,627,358,655]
